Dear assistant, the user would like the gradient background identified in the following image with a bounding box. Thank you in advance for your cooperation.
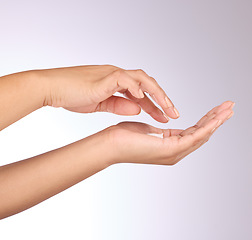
[0,0,251,239]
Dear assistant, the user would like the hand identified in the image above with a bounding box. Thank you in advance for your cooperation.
[36,65,179,123]
[105,101,235,165]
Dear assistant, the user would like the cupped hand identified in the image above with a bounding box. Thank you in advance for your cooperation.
[36,65,179,123]
[106,101,235,165]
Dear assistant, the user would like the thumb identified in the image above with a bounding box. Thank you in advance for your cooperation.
[96,96,141,115]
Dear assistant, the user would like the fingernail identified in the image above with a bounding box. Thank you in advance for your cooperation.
[163,113,169,122]
[152,94,158,103]
[216,119,222,127]
[211,120,222,133]
[165,96,173,108]
[231,102,235,108]
[227,111,234,120]
[211,127,217,133]
[173,107,180,117]
[139,89,144,98]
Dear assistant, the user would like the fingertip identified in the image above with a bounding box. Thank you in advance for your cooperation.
[164,96,173,108]
[227,111,234,120]
[174,107,180,118]
[221,100,235,109]
[165,107,180,119]
[127,104,141,116]
[139,89,145,98]
[163,113,170,123]
[136,106,142,115]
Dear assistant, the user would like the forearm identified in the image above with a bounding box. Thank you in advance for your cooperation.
[0,130,113,220]
[0,70,46,131]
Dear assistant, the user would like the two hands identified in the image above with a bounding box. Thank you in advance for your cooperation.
[0,64,234,219]
[34,64,234,165]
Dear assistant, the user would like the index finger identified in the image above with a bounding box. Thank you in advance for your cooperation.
[126,69,180,119]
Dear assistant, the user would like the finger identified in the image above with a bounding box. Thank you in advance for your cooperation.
[179,107,234,149]
[172,109,234,164]
[196,101,235,127]
[123,90,169,123]
[163,129,184,138]
[164,118,221,156]
[150,128,185,139]
[100,69,145,100]
[178,106,234,152]
[172,121,219,164]
[172,133,209,164]
[96,96,141,115]
[116,122,184,138]
[126,69,180,119]
[198,108,234,147]
[179,125,199,137]
[198,107,234,129]
[165,102,234,149]
[209,109,234,134]
[180,102,234,136]
[163,102,235,164]
[116,121,164,135]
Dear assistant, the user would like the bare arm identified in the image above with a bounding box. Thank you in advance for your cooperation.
[0,129,112,220]
[0,65,176,219]
[0,65,180,130]
[0,71,46,131]
[0,100,234,220]
[0,66,234,220]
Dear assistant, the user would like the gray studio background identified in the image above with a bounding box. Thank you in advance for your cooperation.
[0,0,251,239]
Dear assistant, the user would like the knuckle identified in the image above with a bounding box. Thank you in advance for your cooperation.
[169,160,178,166]
[135,69,146,75]
[193,138,201,146]
[104,64,118,70]
[204,137,210,143]
[95,102,102,112]
[111,68,125,78]
[174,154,182,163]
[150,76,157,83]
[207,127,214,135]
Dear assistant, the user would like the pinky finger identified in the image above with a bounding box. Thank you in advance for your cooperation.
[172,120,221,164]
[179,118,221,151]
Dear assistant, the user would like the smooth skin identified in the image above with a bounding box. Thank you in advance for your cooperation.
[0,65,234,219]
[0,65,178,131]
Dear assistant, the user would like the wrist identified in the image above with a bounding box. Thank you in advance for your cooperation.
[28,69,54,107]
[84,125,120,167]
[103,126,121,165]
[96,126,119,167]
[26,70,51,108]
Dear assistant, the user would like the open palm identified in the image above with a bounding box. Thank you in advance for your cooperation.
[108,101,234,165]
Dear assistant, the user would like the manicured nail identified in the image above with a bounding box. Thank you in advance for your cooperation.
[227,111,234,120]
[163,113,169,122]
[211,120,222,133]
[173,107,180,117]
[211,127,216,133]
[216,119,222,127]
[139,89,145,98]
[152,94,158,103]
[165,96,173,108]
